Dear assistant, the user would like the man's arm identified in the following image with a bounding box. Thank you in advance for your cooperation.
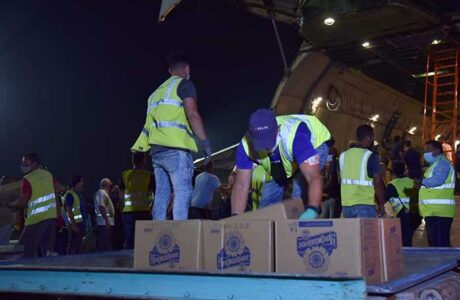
[231,168,252,215]
[183,98,207,141]
[422,159,450,188]
[299,158,322,209]
[367,153,385,212]
[384,183,398,202]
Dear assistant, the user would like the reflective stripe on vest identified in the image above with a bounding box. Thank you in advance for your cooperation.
[419,157,456,218]
[24,169,57,226]
[420,199,456,205]
[147,76,198,152]
[339,148,375,206]
[152,121,194,137]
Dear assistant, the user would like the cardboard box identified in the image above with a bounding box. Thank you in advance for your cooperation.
[228,198,304,221]
[379,218,404,281]
[203,220,274,273]
[134,220,203,271]
[275,219,383,284]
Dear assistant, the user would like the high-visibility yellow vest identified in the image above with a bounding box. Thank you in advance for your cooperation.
[251,165,269,210]
[419,157,456,218]
[64,189,82,223]
[388,177,415,215]
[131,76,198,152]
[122,169,152,213]
[285,115,331,148]
[24,169,57,226]
[339,148,375,206]
[241,115,330,179]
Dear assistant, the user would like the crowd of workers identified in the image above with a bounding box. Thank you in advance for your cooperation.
[7,52,457,258]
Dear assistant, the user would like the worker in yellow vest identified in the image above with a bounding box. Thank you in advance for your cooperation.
[416,140,456,247]
[64,175,85,254]
[12,153,63,258]
[231,109,332,219]
[120,152,154,249]
[339,125,385,218]
[131,52,211,220]
[385,161,420,246]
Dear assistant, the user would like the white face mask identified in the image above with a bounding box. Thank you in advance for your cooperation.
[186,71,191,80]
[270,134,281,153]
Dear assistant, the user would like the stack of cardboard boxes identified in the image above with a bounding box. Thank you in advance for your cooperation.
[134,199,404,283]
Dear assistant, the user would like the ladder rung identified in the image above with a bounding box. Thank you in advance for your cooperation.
[437,91,456,96]
[437,73,456,78]
[437,82,456,87]
[435,49,458,54]
[437,56,457,61]
[435,101,456,106]
[436,64,457,70]
[434,120,454,124]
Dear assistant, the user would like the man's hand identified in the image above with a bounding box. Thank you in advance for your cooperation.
[71,223,80,233]
[200,139,212,162]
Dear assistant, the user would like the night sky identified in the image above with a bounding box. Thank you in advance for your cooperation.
[0,0,301,194]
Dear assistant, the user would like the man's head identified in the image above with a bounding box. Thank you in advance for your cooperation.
[248,109,279,152]
[21,153,40,174]
[167,52,190,79]
[392,161,406,177]
[132,152,146,169]
[356,124,374,149]
[424,140,443,164]
[71,175,84,192]
[100,178,112,191]
[404,140,412,150]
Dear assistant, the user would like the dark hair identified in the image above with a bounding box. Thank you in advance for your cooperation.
[425,140,443,153]
[166,52,189,70]
[23,153,40,164]
[356,124,374,141]
[204,161,214,172]
[392,161,405,177]
[394,135,401,143]
[404,140,412,147]
[70,175,83,188]
[132,152,145,166]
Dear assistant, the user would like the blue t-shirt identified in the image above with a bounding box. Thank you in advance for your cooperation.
[236,123,317,170]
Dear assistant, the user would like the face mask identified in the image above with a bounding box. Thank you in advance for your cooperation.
[21,165,31,174]
[327,155,333,162]
[270,134,281,153]
[186,72,191,80]
[423,152,436,164]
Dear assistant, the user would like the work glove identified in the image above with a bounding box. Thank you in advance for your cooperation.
[200,139,212,162]
[298,206,320,220]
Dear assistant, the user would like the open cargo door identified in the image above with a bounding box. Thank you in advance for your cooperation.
[158,0,183,22]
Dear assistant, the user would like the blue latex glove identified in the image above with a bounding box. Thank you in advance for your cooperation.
[299,208,319,220]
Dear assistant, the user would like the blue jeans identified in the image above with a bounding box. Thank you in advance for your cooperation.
[342,205,377,218]
[152,150,194,220]
[260,174,303,208]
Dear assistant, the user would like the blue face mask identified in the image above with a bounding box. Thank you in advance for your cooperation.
[423,152,436,164]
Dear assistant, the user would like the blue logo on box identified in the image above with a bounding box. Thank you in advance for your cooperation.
[149,230,180,267]
[217,231,251,270]
[297,231,337,273]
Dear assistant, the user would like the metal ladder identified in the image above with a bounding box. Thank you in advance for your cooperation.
[422,46,459,161]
